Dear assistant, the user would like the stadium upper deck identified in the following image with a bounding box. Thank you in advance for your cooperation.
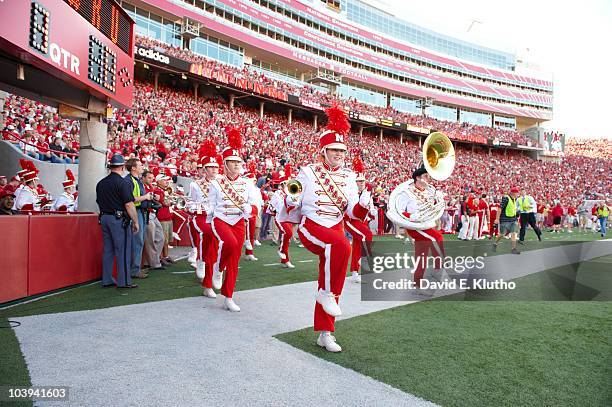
[122,0,553,130]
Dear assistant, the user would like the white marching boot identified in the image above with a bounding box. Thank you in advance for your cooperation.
[282,261,295,269]
[212,269,223,290]
[224,297,240,312]
[254,240,262,246]
[315,289,342,317]
[202,287,217,298]
[188,247,197,263]
[244,240,253,251]
[317,332,342,352]
[277,250,287,260]
[195,261,205,281]
[350,271,361,283]
[245,254,258,261]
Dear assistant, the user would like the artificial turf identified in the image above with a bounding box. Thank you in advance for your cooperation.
[0,231,608,405]
[276,256,612,407]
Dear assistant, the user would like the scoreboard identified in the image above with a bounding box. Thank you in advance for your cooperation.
[0,0,134,108]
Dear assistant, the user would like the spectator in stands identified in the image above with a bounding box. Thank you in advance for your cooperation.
[0,175,7,190]
[49,137,72,164]
[0,189,17,215]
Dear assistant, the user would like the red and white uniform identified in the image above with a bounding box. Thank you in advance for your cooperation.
[466,199,480,240]
[244,178,263,256]
[14,185,39,211]
[53,191,76,212]
[477,198,489,238]
[190,178,219,289]
[270,188,302,264]
[392,181,445,284]
[208,174,260,298]
[345,189,375,273]
[290,163,368,332]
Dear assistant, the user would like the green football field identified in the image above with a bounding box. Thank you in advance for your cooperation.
[1,230,610,406]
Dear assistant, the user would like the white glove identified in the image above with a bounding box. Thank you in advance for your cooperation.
[359,190,371,208]
[286,194,302,207]
[242,203,252,217]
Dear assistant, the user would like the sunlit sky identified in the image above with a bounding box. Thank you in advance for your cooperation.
[377,0,612,139]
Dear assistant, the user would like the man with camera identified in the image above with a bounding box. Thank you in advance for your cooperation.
[142,169,166,270]
[96,154,140,288]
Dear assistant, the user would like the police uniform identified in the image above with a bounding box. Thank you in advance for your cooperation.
[96,155,136,287]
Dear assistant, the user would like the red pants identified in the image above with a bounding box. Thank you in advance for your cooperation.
[192,215,218,289]
[276,218,294,264]
[345,218,373,273]
[405,228,445,284]
[211,218,245,298]
[172,209,194,247]
[298,218,350,332]
[477,213,485,237]
[244,216,256,255]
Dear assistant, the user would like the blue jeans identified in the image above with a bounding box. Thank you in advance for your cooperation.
[260,212,272,240]
[131,210,146,275]
[599,217,607,237]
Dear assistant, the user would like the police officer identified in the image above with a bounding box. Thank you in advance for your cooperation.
[96,154,140,288]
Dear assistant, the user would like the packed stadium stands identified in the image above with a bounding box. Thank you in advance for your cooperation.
[2,79,610,217]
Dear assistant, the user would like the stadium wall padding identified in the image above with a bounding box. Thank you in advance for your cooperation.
[0,214,102,303]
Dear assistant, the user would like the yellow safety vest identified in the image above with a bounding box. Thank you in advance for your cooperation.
[131,176,141,207]
[505,195,516,218]
[518,196,532,212]
[598,206,609,218]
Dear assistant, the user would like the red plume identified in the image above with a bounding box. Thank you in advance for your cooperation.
[199,140,217,158]
[165,168,172,177]
[25,160,38,175]
[226,127,242,150]
[284,163,292,179]
[152,167,160,177]
[248,161,257,174]
[20,159,29,170]
[65,169,75,182]
[325,104,350,136]
[352,156,365,174]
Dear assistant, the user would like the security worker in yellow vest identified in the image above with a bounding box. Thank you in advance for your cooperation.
[125,158,153,279]
[596,202,609,238]
[517,191,542,244]
[492,186,521,254]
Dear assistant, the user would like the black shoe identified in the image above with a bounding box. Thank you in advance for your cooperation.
[151,266,166,270]
[102,283,116,288]
[518,240,525,245]
[511,248,521,254]
[117,284,139,289]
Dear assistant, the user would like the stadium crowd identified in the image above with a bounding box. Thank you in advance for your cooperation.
[566,137,612,159]
[1,77,610,232]
[135,35,536,146]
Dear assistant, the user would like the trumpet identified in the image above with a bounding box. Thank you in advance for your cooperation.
[169,194,188,210]
[284,179,302,197]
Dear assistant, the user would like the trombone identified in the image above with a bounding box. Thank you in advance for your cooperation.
[284,179,302,197]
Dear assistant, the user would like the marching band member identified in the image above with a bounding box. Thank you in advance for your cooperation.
[488,198,501,239]
[344,156,374,284]
[191,141,221,297]
[387,132,455,287]
[391,164,446,285]
[243,161,262,261]
[54,169,77,212]
[209,128,261,312]
[466,195,480,240]
[477,193,489,239]
[286,105,370,353]
[14,160,40,212]
[271,171,302,268]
